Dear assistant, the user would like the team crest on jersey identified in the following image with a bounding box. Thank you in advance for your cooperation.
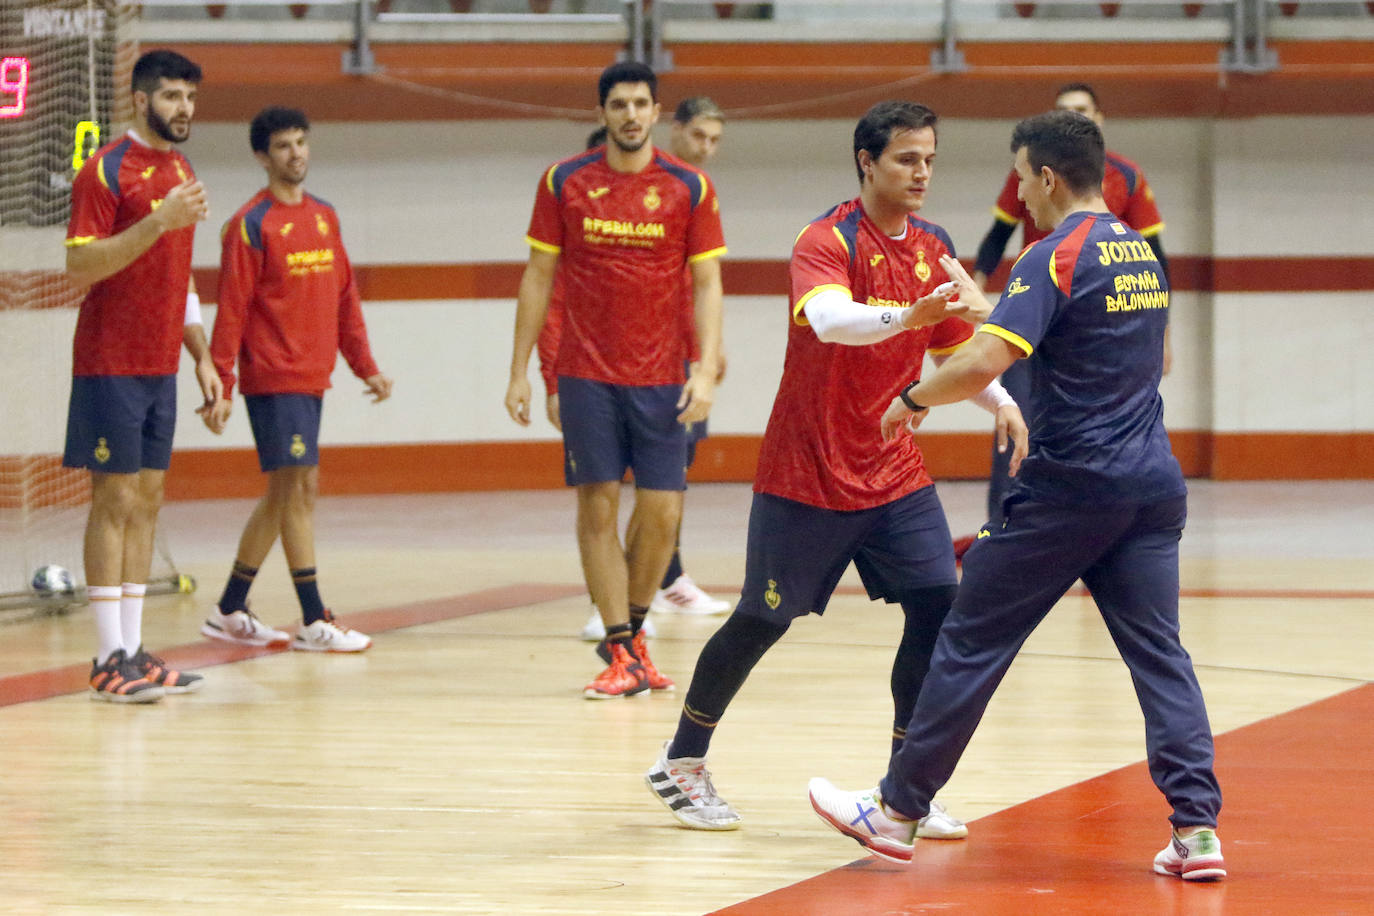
[914,250,932,282]
[174,162,187,182]
[643,186,661,212]
[290,434,307,459]
[1111,222,1128,235]
[315,213,330,237]
[280,222,294,237]
[1006,277,1031,297]
[93,437,111,464]
[764,579,781,610]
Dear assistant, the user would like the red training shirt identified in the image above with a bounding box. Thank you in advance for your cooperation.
[212,189,379,398]
[525,146,725,387]
[65,132,197,376]
[754,198,974,512]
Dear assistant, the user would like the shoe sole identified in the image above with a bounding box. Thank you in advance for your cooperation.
[159,680,205,694]
[583,685,650,699]
[291,641,371,653]
[643,771,743,831]
[201,623,290,648]
[1154,862,1226,881]
[808,789,912,863]
[90,687,164,704]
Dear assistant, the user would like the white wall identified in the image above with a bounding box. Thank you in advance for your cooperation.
[5,114,1368,458]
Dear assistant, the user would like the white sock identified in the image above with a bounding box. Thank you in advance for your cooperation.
[90,586,124,665]
[120,583,147,654]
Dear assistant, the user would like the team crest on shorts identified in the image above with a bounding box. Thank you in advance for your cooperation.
[93,437,110,465]
[290,434,307,459]
[914,250,932,282]
[764,579,781,610]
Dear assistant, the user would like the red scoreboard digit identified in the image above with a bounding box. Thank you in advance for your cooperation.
[1,56,28,118]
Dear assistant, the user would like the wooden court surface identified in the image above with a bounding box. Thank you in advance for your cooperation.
[1,480,1371,914]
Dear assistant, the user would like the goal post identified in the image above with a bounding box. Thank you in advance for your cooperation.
[0,0,190,610]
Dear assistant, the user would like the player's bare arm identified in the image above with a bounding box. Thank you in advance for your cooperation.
[65,178,209,291]
[505,248,559,426]
[182,320,222,419]
[880,333,1019,442]
[678,255,723,425]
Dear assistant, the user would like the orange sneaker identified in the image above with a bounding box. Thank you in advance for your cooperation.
[632,630,675,692]
[584,642,650,699]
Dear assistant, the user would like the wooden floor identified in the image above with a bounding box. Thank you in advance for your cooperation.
[1,480,1371,914]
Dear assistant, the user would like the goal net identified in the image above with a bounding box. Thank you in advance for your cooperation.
[0,0,185,610]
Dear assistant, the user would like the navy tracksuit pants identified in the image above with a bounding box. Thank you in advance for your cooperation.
[881,494,1222,829]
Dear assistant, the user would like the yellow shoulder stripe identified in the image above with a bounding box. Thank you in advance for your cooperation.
[978,323,1032,357]
[687,245,727,264]
[1137,221,1165,238]
[544,165,558,195]
[526,235,561,255]
[830,226,850,259]
[992,205,1019,226]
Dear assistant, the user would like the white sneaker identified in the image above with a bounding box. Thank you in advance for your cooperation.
[916,799,969,840]
[579,607,655,641]
[650,574,732,615]
[202,606,290,647]
[1154,828,1226,881]
[645,742,741,830]
[292,612,372,653]
[809,778,968,862]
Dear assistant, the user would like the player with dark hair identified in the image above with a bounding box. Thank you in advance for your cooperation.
[645,101,1025,830]
[965,82,1171,537]
[810,109,1224,882]
[201,106,392,653]
[505,62,727,698]
[64,48,215,703]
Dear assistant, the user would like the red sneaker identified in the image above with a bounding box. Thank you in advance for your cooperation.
[632,630,675,691]
[584,642,650,699]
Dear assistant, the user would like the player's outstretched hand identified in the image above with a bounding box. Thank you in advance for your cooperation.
[881,395,928,442]
[900,281,960,330]
[996,403,1029,477]
[157,179,210,232]
[505,376,532,426]
[938,255,996,324]
[364,373,393,403]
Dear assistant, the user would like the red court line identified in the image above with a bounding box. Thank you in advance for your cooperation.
[712,683,1374,915]
[0,583,582,709]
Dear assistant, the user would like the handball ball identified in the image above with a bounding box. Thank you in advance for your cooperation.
[31,565,77,595]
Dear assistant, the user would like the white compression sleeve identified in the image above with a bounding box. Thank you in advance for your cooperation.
[802,288,908,345]
[184,291,203,326]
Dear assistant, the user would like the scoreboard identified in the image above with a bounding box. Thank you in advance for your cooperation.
[0,1,120,227]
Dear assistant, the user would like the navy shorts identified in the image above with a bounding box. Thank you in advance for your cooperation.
[63,375,176,473]
[558,376,687,491]
[735,486,957,624]
[245,393,322,472]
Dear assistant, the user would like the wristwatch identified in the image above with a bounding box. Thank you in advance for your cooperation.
[899,380,927,412]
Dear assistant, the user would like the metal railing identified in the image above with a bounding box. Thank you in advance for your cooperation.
[129,0,1373,77]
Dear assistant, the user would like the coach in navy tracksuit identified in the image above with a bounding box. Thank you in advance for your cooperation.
[808,109,1225,881]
